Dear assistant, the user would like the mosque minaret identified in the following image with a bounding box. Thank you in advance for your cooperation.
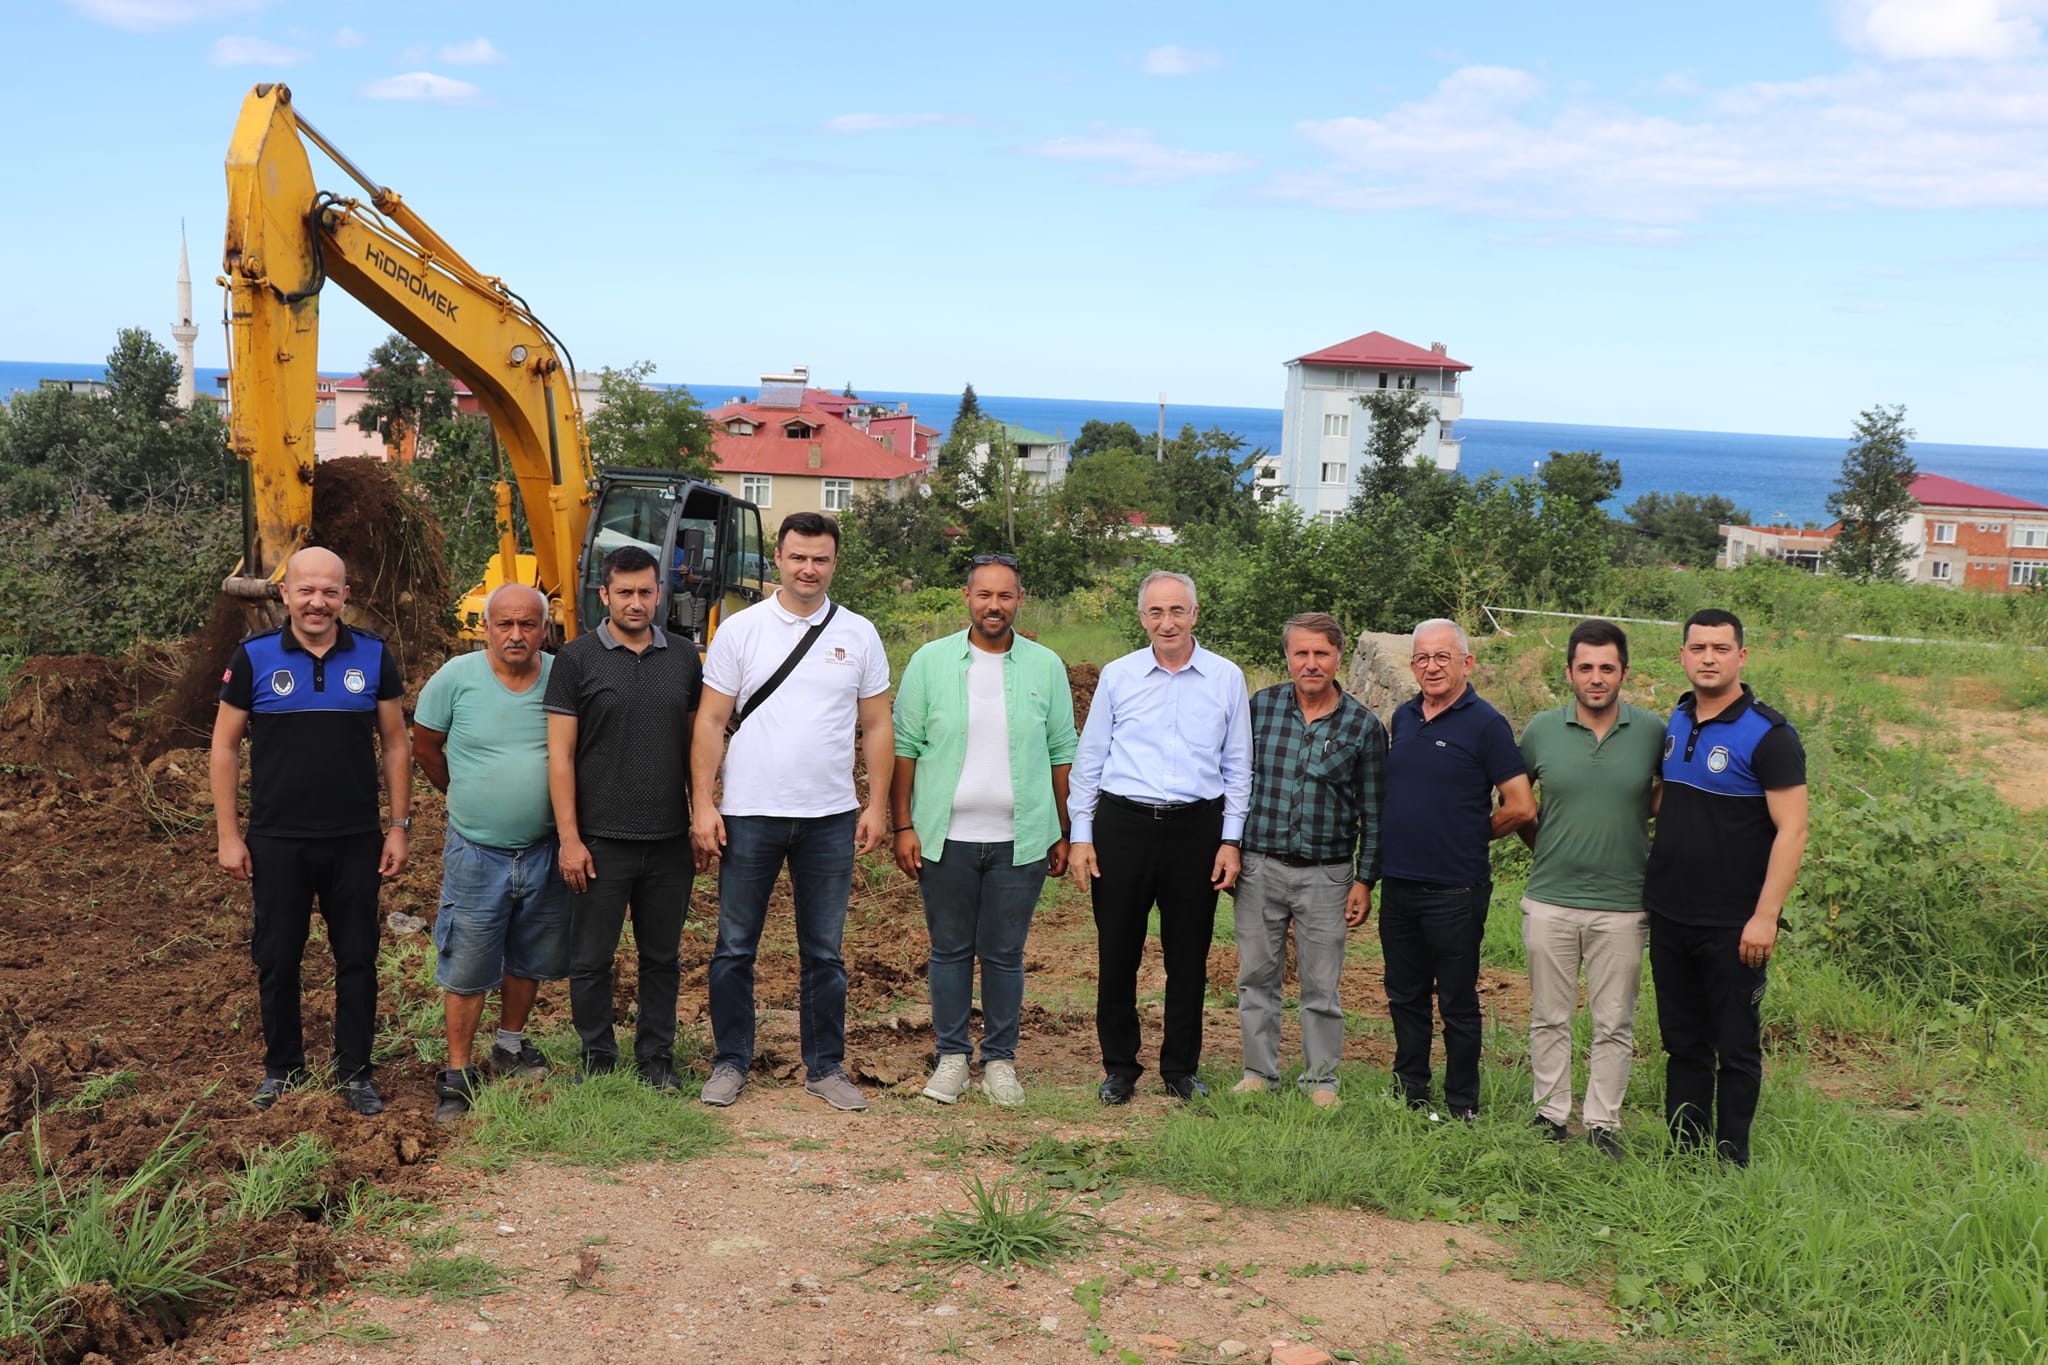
[172,224,198,408]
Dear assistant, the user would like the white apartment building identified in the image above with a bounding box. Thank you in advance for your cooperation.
[1267,331,1471,521]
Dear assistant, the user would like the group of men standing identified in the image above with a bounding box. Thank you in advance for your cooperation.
[210,528,1806,1164]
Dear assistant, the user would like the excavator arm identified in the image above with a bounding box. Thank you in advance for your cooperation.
[221,82,592,636]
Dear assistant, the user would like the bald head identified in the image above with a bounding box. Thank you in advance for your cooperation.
[484,582,548,621]
[482,581,549,676]
[281,546,348,648]
[284,545,346,586]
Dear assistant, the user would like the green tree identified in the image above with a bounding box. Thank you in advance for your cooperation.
[1348,389,1435,509]
[405,412,507,592]
[1070,419,1146,462]
[1825,404,1918,581]
[1624,490,1751,567]
[953,383,981,427]
[585,361,717,477]
[353,334,456,462]
[1156,424,1260,536]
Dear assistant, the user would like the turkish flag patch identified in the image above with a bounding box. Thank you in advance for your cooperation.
[221,668,233,683]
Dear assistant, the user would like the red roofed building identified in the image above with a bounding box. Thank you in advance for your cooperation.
[706,366,929,519]
[1269,331,1472,521]
[1720,472,2048,591]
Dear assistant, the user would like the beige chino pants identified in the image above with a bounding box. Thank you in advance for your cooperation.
[1520,895,1647,1131]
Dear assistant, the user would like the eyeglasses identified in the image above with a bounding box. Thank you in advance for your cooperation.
[970,553,1020,568]
[1411,652,1463,669]
[1141,606,1192,622]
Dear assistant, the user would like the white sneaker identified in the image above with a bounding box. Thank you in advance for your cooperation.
[921,1054,972,1104]
[982,1060,1025,1107]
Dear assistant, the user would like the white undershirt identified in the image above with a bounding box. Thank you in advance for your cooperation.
[947,645,1015,842]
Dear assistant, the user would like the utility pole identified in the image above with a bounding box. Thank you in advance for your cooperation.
[1002,423,1015,551]
[1156,392,1165,462]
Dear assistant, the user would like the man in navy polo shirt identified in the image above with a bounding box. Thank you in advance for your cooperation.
[211,547,411,1116]
[1643,608,1807,1167]
[1379,619,1533,1121]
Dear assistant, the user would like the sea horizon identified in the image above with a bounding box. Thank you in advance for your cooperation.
[6,359,2044,527]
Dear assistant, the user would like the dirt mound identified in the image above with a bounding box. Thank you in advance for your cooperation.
[1068,661,1100,733]
[0,649,177,777]
[311,457,452,673]
[149,596,252,757]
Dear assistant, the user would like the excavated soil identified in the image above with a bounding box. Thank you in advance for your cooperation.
[1,645,1552,1364]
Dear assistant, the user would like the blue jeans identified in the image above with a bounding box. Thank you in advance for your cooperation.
[435,829,571,993]
[917,841,1046,1061]
[708,810,857,1081]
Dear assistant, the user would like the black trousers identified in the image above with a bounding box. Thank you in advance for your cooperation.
[568,834,693,1066]
[1379,877,1491,1113]
[1090,795,1222,1082]
[1649,911,1767,1165]
[248,832,383,1083]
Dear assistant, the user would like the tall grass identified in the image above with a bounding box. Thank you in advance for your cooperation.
[460,1069,729,1170]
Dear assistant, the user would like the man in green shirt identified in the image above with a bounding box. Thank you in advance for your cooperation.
[891,555,1078,1107]
[1516,619,1662,1157]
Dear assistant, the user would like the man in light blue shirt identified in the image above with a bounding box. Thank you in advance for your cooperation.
[1068,571,1252,1104]
[414,584,567,1125]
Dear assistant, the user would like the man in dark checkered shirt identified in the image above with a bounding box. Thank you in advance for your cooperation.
[1232,612,1387,1104]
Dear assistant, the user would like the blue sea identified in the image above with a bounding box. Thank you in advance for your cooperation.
[8,360,2045,526]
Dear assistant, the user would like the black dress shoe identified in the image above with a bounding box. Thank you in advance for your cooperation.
[1587,1126,1624,1161]
[637,1058,681,1093]
[1098,1075,1135,1106]
[1162,1074,1210,1102]
[1532,1115,1569,1143]
[340,1078,385,1117]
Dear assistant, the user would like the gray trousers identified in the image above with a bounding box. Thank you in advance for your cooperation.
[1233,853,1354,1090]
[1521,895,1648,1130]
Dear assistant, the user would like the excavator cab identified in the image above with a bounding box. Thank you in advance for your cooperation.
[577,469,768,651]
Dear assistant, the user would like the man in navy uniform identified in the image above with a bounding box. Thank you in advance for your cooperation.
[1644,608,1807,1167]
[211,546,411,1115]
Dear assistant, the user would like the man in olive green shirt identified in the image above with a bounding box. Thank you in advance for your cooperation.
[1516,619,1662,1156]
[891,555,1078,1106]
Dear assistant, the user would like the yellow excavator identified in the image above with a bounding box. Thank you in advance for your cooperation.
[220,82,765,645]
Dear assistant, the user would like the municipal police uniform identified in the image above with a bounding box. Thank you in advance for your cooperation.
[220,622,403,1085]
[1642,684,1805,1166]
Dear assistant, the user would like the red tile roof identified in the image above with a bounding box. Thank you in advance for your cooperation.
[1908,472,2048,513]
[1291,331,1470,372]
[707,398,928,481]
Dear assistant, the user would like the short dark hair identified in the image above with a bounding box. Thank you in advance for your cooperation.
[1282,611,1345,653]
[600,544,659,586]
[1684,607,1744,647]
[1566,618,1629,669]
[966,554,1023,591]
[777,511,840,551]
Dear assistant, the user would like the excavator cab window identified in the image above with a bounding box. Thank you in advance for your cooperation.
[579,480,679,639]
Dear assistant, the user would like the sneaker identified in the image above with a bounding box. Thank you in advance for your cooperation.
[805,1070,868,1112]
[250,1075,295,1110]
[434,1067,481,1126]
[1532,1115,1570,1143]
[981,1060,1025,1107]
[489,1038,551,1080]
[1309,1087,1341,1109]
[1448,1107,1478,1125]
[921,1054,972,1105]
[637,1058,681,1093]
[1231,1075,1269,1094]
[1587,1126,1624,1161]
[700,1064,748,1107]
[340,1078,385,1117]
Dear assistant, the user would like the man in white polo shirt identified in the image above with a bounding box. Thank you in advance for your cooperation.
[690,511,893,1111]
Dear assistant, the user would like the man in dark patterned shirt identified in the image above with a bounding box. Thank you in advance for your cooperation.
[1233,612,1388,1105]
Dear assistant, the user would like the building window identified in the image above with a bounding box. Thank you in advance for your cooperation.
[1321,462,1346,485]
[822,479,853,512]
[725,419,755,436]
[1930,560,1952,581]
[1323,413,1349,438]
[314,399,335,431]
[2013,560,2048,587]
[741,474,771,506]
[1317,510,1341,526]
[1933,522,1956,544]
[2016,523,2048,548]
[1377,372,1389,389]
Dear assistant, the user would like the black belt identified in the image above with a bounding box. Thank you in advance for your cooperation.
[1101,792,1223,820]
[1246,849,1349,869]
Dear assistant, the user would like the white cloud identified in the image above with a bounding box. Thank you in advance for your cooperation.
[207,34,307,67]
[66,0,266,28]
[334,27,363,49]
[1142,44,1221,77]
[1835,0,2046,61]
[1025,128,1254,184]
[823,112,968,133]
[1266,58,2048,223]
[439,38,506,65]
[360,72,482,103]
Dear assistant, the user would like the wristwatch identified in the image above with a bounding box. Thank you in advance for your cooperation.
[386,817,412,831]
[1220,838,1241,849]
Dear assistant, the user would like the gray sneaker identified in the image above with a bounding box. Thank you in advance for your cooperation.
[700,1064,748,1108]
[921,1054,972,1104]
[804,1070,868,1111]
[981,1059,1025,1107]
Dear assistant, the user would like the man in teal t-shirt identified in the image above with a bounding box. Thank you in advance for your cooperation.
[1516,619,1662,1157]
[413,584,567,1124]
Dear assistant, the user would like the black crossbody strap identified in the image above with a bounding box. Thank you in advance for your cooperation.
[732,602,839,732]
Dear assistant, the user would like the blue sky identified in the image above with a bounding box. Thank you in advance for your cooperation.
[4,0,2045,445]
